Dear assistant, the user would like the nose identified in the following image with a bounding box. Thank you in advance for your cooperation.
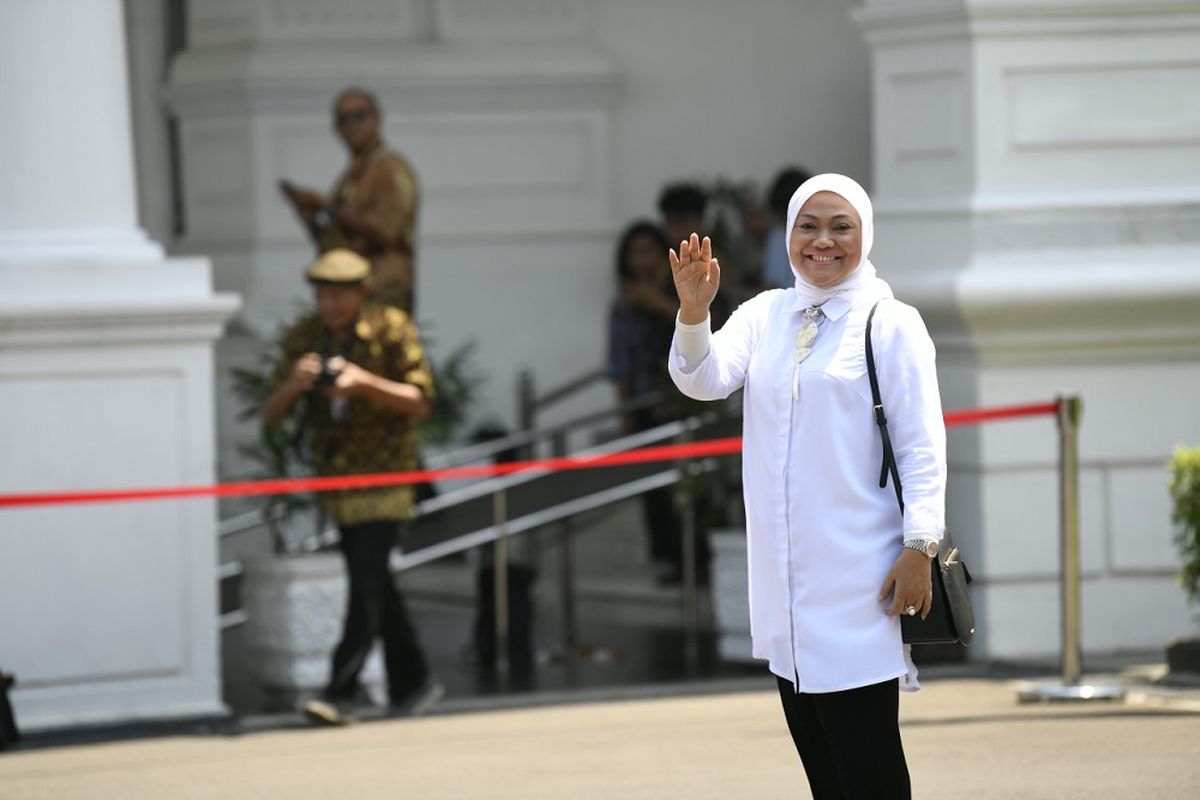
[814,229,834,247]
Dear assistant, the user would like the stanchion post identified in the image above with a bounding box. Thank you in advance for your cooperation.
[493,487,510,675]
[1058,394,1083,686]
[1017,393,1123,703]
[516,370,536,439]
[676,425,700,669]
[553,430,578,653]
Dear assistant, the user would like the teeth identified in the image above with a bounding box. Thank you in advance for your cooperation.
[809,255,838,262]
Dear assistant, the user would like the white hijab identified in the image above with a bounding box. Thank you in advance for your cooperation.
[784,173,892,308]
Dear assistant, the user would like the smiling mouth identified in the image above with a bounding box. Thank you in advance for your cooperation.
[806,254,841,263]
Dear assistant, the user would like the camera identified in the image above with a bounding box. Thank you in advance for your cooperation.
[312,356,344,391]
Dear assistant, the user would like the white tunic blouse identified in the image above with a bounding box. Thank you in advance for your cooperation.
[670,288,946,693]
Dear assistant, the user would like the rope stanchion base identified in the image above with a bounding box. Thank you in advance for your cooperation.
[1015,680,1126,704]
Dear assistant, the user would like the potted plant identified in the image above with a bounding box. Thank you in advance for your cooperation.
[227,312,482,708]
[1167,444,1200,678]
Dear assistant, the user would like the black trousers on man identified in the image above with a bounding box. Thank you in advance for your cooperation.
[776,675,911,800]
[326,519,428,706]
[631,409,710,582]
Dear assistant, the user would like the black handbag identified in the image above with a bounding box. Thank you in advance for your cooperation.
[866,300,975,646]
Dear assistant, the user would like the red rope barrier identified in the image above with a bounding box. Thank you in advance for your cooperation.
[943,401,1059,428]
[0,400,1060,510]
[0,438,744,509]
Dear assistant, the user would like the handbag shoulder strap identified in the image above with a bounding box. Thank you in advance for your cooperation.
[866,299,904,512]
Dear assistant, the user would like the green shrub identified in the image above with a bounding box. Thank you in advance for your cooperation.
[1169,445,1200,605]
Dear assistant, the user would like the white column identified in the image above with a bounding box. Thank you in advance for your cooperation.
[0,0,160,262]
[0,0,239,730]
[855,0,1200,662]
[125,0,177,245]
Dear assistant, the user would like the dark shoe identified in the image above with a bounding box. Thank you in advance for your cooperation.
[303,698,351,726]
[390,679,444,718]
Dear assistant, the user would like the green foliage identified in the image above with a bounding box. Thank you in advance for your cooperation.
[420,337,484,446]
[1169,445,1200,605]
[230,319,316,552]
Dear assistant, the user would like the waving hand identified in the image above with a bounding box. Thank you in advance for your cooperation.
[669,233,721,325]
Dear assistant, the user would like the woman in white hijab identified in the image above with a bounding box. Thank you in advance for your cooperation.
[668,174,946,799]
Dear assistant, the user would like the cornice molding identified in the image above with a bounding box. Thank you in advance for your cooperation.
[0,295,241,350]
[853,0,1200,45]
[166,42,622,116]
[895,253,1200,365]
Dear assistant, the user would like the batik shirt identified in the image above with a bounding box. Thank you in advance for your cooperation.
[274,306,434,526]
[318,143,419,312]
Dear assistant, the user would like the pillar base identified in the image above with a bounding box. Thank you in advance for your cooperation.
[0,257,239,731]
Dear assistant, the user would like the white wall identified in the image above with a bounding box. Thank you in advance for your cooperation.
[857,0,1200,660]
[594,0,873,219]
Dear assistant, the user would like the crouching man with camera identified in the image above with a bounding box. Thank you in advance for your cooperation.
[263,249,443,724]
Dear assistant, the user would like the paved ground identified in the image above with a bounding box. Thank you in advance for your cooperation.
[2,673,1197,799]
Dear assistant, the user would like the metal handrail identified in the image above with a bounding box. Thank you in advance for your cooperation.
[425,389,667,471]
[413,412,699,517]
[531,367,609,412]
[216,408,737,650]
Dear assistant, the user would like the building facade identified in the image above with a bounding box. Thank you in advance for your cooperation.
[1,0,1197,729]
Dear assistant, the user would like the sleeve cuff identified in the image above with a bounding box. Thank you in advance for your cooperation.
[902,531,943,545]
[673,313,711,374]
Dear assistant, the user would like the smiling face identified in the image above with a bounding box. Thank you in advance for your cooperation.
[788,191,863,288]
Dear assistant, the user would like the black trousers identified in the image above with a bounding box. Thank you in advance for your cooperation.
[326,519,428,705]
[776,675,911,800]
[631,409,711,576]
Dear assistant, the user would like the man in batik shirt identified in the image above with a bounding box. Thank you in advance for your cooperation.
[281,87,419,313]
[263,249,441,724]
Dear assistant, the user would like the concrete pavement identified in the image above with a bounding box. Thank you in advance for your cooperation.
[1,672,1198,799]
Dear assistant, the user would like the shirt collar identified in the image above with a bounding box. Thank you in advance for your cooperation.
[782,289,854,321]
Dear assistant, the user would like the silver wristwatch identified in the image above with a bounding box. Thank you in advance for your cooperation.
[903,539,938,558]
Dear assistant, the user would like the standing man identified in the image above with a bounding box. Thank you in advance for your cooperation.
[263,249,441,724]
[657,182,709,252]
[281,88,419,314]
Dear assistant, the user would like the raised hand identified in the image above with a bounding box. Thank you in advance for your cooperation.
[669,233,720,325]
[279,181,330,226]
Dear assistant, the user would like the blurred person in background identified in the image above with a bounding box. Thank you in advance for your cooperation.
[606,220,698,585]
[667,174,946,799]
[659,181,734,328]
[658,182,709,250]
[262,249,442,725]
[280,87,419,313]
[759,165,812,289]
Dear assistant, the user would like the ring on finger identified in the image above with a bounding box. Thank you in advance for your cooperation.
[904,604,918,616]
